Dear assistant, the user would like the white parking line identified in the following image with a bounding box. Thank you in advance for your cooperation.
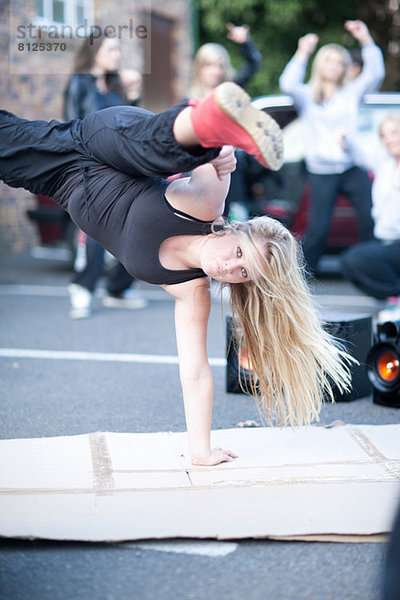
[124,540,238,557]
[30,246,72,261]
[0,284,68,296]
[0,284,171,301]
[315,294,379,308]
[0,283,379,307]
[0,348,226,367]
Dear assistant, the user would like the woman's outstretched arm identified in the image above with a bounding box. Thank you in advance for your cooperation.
[279,33,318,107]
[169,278,237,466]
[344,20,385,94]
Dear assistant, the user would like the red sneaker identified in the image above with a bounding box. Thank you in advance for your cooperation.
[189,82,283,171]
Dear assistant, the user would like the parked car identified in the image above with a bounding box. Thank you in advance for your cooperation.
[26,193,77,261]
[27,93,400,265]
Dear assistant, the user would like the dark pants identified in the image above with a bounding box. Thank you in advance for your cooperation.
[0,104,219,202]
[0,105,221,286]
[78,103,219,179]
[72,233,134,294]
[341,239,400,300]
[224,150,252,216]
[303,167,374,274]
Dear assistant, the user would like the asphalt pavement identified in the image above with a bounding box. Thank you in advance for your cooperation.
[0,249,399,600]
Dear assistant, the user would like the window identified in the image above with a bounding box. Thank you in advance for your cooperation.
[33,0,94,31]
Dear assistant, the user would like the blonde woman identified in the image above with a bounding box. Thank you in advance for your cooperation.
[189,23,261,99]
[0,82,350,466]
[280,20,385,275]
[341,114,400,321]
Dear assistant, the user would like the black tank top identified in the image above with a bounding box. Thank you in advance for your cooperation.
[117,179,214,285]
[59,165,214,285]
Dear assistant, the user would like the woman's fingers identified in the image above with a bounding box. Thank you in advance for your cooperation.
[208,450,235,465]
[214,447,239,459]
[211,146,237,179]
[226,23,249,44]
[214,145,236,164]
[298,33,318,55]
[344,20,371,44]
[191,448,238,466]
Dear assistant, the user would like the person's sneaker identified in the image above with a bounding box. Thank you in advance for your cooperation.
[102,289,148,309]
[189,81,284,171]
[68,283,92,319]
[377,296,400,323]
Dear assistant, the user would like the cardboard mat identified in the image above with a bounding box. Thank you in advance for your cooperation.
[1,424,400,543]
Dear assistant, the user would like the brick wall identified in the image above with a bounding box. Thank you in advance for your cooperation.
[0,0,195,254]
[149,0,194,102]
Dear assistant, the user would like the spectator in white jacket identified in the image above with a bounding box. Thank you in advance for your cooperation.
[341,114,400,322]
[279,20,385,275]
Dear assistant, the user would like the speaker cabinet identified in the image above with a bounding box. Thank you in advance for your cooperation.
[323,313,372,401]
[226,316,253,394]
[226,313,373,401]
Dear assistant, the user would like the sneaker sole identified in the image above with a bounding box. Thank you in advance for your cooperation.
[215,82,284,171]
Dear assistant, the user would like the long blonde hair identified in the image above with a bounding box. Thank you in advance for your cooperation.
[189,43,235,99]
[309,43,351,103]
[220,216,353,426]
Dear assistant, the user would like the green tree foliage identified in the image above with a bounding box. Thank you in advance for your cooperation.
[197,0,398,94]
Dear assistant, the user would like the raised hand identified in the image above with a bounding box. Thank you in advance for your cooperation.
[296,33,319,59]
[120,69,142,102]
[226,23,250,44]
[344,20,372,45]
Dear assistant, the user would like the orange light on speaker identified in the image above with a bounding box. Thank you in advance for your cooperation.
[239,349,253,372]
[365,321,400,407]
[378,352,400,382]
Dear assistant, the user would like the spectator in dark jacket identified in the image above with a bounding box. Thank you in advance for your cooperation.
[64,32,147,318]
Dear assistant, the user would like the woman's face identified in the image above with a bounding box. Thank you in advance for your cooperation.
[94,37,121,73]
[199,58,225,89]
[320,50,346,84]
[200,232,252,284]
[380,120,400,160]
